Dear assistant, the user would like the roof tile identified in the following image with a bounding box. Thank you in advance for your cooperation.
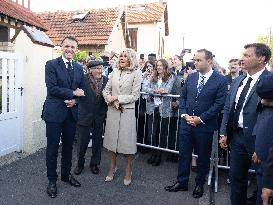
[0,0,47,30]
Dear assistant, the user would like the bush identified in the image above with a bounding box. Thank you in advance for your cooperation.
[73,50,88,62]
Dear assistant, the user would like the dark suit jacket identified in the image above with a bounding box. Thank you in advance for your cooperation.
[254,72,273,161]
[179,70,228,133]
[42,56,85,123]
[220,70,271,153]
[263,144,273,189]
[225,74,233,86]
[77,75,108,126]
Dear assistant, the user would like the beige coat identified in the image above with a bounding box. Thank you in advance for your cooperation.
[103,67,142,154]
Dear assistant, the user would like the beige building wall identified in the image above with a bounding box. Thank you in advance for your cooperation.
[105,22,126,54]
[129,18,166,59]
[14,31,53,154]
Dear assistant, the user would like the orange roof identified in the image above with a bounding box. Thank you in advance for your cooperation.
[38,8,121,46]
[0,0,47,30]
[127,2,167,24]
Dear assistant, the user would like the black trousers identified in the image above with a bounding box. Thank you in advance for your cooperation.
[76,120,103,168]
[230,129,252,205]
[46,110,76,182]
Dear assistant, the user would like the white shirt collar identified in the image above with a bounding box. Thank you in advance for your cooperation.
[62,55,72,65]
[199,68,213,79]
[246,68,265,82]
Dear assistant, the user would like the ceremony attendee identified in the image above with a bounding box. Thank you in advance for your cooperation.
[42,36,85,198]
[262,144,273,205]
[165,49,228,199]
[219,43,271,205]
[226,59,240,86]
[136,60,155,148]
[142,59,175,166]
[73,60,108,176]
[252,71,273,205]
[103,48,142,186]
[139,53,146,70]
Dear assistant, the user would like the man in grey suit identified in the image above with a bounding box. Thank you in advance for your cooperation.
[219,43,272,205]
[73,60,108,175]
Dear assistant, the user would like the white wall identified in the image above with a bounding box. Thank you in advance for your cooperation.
[105,22,126,54]
[14,31,53,153]
[128,23,157,59]
[129,15,167,60]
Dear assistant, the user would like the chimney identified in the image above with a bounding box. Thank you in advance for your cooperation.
[22,0,24,7]
[28,0,30,10]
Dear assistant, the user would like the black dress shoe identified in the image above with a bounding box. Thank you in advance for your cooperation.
[73,166,84,175]
[147,154,156,164]
[192,184,204,198]
[164,182,188,192]
[61,174,81,187]
[152,155,161,166]
[46,182,57,198]
[90,165,100,175]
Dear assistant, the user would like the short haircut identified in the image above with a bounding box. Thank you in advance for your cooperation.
[61,36,78,46]
[229,59,239,63]
[244,43,272,63]
[197,49,215,60]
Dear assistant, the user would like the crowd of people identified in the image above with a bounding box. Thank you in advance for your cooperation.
[42,36,273,205]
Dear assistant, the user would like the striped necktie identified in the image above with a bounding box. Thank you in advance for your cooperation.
[196,75,205,97]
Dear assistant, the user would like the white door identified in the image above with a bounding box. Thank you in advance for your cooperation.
[0,51,23,157]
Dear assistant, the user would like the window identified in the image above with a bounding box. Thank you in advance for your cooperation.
[128,28,138,51]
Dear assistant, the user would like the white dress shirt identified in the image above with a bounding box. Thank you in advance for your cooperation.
[236,68,265,128]
[62,55,73,69]
[197,68,213,86]
[181,68,214,122]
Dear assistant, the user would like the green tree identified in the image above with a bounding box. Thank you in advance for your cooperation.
[256,34,273,51]
[73,50,88,62]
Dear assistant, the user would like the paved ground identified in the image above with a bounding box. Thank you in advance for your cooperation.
[0,147,239,205]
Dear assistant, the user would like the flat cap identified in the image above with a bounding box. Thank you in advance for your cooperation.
[87,60,104,68]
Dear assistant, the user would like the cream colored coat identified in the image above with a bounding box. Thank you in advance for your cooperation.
[103,67,142,154]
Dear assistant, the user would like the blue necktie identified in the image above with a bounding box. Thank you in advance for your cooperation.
[196,75,205,97]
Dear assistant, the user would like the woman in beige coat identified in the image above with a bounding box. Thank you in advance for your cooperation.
[103,48,142,186]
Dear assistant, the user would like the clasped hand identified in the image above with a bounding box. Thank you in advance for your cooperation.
[154,88,167,94]
[184,115,201,127]
[73,88,85,97]
[64,99,76,107]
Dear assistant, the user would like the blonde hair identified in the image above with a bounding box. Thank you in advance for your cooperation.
[117,48,139,71]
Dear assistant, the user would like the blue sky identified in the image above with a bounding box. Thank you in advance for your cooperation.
[30,0,273,67]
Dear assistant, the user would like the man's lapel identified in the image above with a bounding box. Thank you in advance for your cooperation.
[192,72,199,98]
[229,75,246,108]
[57,57,71,86]
[244,69,270,106]
[197,71,217,98]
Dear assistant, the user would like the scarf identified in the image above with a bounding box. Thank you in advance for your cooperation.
[88,73,103,97]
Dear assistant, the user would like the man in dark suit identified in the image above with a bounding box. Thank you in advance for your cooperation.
[73,60,108,175]
[252,72,273,205]
[226,59,241,87]
[165,49,228,198]
[219,43,271,205]
[262,144,273,205]
[42,36,85,198]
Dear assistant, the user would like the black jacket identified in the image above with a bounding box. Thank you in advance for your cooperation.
[77,75,108,126]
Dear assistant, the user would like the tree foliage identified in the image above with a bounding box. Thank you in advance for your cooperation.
[73,50,88,62]
[256,34,273,51]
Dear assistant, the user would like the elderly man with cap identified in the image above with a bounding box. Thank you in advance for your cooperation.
[74,60,108,175]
